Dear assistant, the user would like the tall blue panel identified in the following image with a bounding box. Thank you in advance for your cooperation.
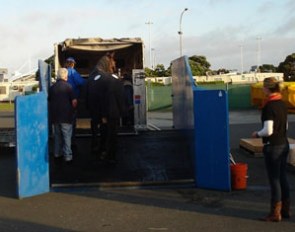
[14,60,51,198]
[15,92,49,198]
[194,89,231,191]
[38,59,51,95]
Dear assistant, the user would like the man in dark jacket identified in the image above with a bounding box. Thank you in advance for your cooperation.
[49,68,77,162]
[103,73,126,163]
[86,54,126,164]
[86,62,109,153]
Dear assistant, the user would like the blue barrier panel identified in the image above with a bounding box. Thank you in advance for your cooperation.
[194,89,231,191]
[171,56,230,191]
[38,59,51,95]
[15,92,49,198]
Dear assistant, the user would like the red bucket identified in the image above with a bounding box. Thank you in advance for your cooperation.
[230,163,248,190]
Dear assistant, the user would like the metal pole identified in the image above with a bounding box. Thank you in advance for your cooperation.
[240,45,244,74]
[151,48,155,69]
[145,21,153,68]
[256,37,262,72]
[178,8,188,57]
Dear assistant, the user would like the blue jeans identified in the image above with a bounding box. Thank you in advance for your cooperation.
[53,123,73,158]
[263,143,290,203]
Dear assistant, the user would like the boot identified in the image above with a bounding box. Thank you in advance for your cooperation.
[261,201,282,222]
[281,199,291,219]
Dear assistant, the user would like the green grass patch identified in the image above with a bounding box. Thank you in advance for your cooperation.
[0,102,14,112]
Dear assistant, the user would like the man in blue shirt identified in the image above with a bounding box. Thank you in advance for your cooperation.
[65,57,86,98]
[65,57,86,147]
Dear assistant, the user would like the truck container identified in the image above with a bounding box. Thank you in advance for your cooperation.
[54,37,146,131]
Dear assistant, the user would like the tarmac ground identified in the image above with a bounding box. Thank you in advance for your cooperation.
[0,109,295,232]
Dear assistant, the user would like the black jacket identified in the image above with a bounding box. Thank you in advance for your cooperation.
[86,70,126,120]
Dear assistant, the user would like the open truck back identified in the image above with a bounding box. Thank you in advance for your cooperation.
[54,37,147,131]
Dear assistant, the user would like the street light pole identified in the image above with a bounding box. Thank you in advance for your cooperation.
[178,8,188,57]
[145,20,153,68]
[151,48,155,69]
[256,37,262,72]
[240,45,244,74]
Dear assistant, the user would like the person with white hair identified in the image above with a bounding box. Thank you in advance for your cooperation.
[49,68,77,162]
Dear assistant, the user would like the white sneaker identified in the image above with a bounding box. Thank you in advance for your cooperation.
[64,155,73,162]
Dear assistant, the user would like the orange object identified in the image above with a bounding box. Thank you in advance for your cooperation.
[230,163,248,190]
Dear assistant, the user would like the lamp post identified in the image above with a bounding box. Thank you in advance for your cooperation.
[178,8,188,57]
[145,20,153,68]
[240,45,244,74]
[256,37,262,72]
[151,48,156,69]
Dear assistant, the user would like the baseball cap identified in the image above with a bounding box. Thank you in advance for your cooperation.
[66,57,76,63]
[263,77,279,89]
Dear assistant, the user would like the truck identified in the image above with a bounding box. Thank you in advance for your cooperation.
[53,37,147,131]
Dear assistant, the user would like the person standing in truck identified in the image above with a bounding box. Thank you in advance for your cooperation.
[86,53,126,164]
[65,57,86,147]
[86,55,110,154]
[49,68,77,162]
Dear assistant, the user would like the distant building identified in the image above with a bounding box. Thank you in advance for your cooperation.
[194,72,284,84]
[0,68,8,82]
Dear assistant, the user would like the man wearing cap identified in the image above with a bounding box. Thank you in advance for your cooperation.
[65,57,86,147]
[65,57,86,98]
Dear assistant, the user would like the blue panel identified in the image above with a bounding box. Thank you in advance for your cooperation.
[194,89,231,191]
[15,92,49,198]
[38,59,51,95]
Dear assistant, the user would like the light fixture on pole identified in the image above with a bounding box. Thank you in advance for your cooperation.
[178,8,188,57]
[145,20,153,68]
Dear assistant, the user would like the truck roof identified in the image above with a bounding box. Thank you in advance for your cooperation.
[59,37,143,52]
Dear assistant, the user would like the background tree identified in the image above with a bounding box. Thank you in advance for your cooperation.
[259,64,277,73]
[188,55,211,76]
[153,64,166,77]
[144,67,155,77]
[278,53,295,81]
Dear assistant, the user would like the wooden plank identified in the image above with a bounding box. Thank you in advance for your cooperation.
[240,138,295,156]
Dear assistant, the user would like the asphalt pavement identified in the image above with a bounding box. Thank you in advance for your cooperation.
[0,109,295,232]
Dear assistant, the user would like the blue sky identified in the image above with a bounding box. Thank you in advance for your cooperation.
[0,0,294,75]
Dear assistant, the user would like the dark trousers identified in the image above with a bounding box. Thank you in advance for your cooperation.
[100,118,119,160]
[263,143,290,203]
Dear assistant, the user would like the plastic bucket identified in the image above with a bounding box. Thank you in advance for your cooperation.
[230,163,248,190]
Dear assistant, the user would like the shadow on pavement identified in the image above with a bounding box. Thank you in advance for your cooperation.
[0,217,74,232]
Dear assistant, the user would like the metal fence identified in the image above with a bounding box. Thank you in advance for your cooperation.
[146,84,253,111]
